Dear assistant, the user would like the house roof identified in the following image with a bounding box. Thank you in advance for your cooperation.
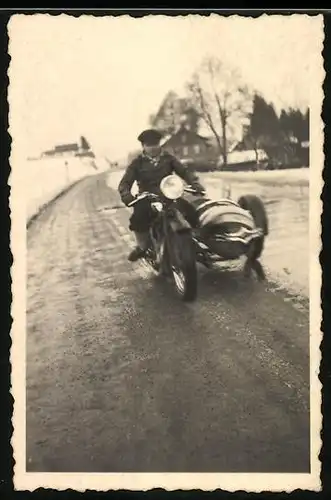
[54,143,79,152]
[153,91,183,124]
[196,121,215,138]
[160,124,211,146]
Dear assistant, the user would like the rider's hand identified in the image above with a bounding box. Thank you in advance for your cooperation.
[122,193,136,206]
[192,182,205,195]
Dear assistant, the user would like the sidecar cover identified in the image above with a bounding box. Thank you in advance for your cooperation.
[191,198,255,230]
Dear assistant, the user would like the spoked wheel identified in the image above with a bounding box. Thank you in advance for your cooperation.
[144,242,173,281]
[172,268,187,294]
[143,247,159,273]
[167,230,198,302]
[143,229,165,274]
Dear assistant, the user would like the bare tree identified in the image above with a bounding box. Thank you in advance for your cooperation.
[187,57,252,167]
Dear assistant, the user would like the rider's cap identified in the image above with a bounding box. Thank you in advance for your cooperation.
[137,129,162,146]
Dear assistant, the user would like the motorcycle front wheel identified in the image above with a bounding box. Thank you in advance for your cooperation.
[167,230,198,302]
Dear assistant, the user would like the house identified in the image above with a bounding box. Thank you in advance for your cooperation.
[220,148,268,171]
[42,137,94,158]
[42,143,79,157]
[75,150,95,158]
[217,139,269,171]
[161,124,217,166]
[231,130,309,169]
[55,143,80,155]
[151,91,188,133]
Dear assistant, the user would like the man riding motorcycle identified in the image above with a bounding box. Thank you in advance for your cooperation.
[118,128,205,262]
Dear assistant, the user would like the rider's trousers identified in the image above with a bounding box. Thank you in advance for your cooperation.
[134,231,150,250]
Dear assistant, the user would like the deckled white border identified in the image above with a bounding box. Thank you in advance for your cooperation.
[9,12,324,492]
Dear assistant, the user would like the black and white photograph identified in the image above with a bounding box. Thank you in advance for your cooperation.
[9,13,323,492]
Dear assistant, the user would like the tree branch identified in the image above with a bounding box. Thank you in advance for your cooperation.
[193,80,222,152]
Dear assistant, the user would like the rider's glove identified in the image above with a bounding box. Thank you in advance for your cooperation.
[192,182,205,195]
[122,193,136,206]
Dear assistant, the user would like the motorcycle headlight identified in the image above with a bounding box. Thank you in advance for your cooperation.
[160,175,184,200]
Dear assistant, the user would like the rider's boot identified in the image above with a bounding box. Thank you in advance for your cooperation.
[128,231,149,262]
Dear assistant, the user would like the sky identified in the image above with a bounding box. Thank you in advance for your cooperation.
[8,13,323,161]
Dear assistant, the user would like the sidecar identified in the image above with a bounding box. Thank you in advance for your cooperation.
[189,194,269,280]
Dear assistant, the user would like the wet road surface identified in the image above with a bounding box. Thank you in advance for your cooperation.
[26,173,310,473]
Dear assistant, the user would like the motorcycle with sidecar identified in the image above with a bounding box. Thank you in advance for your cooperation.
[128,174,269,302]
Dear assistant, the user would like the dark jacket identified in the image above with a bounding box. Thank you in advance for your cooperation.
[118,150,201,206]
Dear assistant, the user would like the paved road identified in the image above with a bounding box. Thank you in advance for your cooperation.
[26,173,310,473]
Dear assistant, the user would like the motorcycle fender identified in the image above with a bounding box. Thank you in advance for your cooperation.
[168,208,191,233]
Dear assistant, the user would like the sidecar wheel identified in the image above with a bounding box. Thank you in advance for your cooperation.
[238,194,268,280]
[238,194,268,261]
[249,236,265,261]
[244,242,266,281]
[237,194,269,236]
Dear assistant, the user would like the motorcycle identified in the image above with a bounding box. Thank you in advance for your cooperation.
[128,174,269,302]
[128,174,201,302]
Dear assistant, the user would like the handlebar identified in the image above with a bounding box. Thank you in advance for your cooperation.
[127,186,206,207]
[128,192,157,207]
[184,186,206,196]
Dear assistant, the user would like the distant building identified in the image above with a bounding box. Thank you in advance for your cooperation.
[42,143,78,157]
[75,150,95,158]
[150,91,188,133]
[222,149,268,171]
[231,129,309,169]
[42,137,94,158]
[161,124,217,166]
[56,143,79,155]
[213,138,268,171]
